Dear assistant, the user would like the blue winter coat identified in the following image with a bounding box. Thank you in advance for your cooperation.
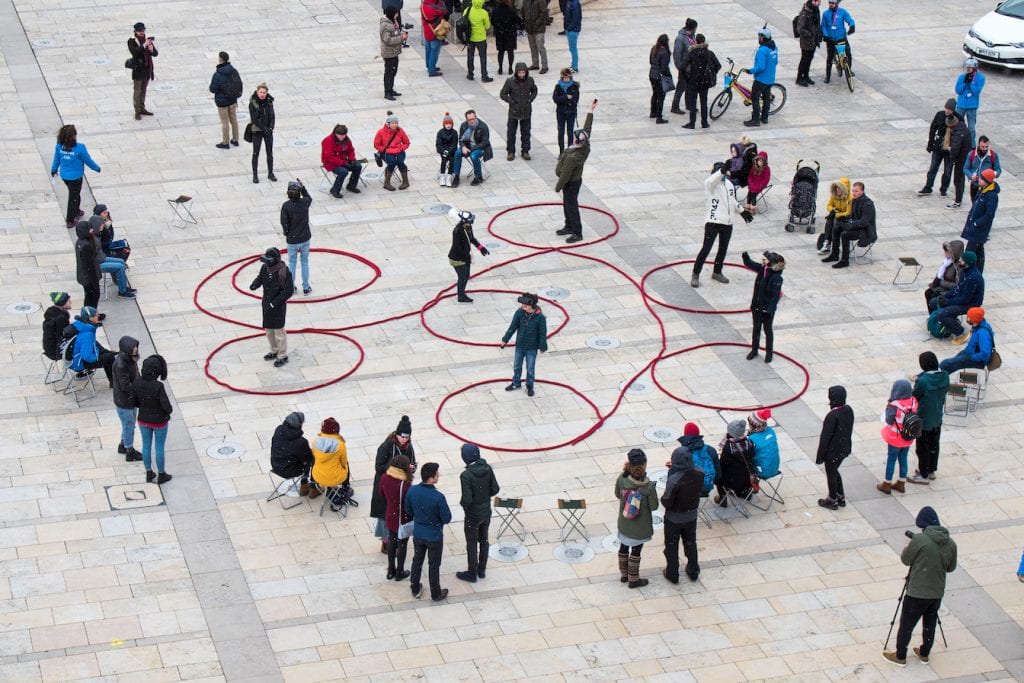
[50,143,101,180]
[70,318,100,371]
[748,427,780,478]
[955,71,985,111]
[750,41,778,85]
[820,6,854,41]
[405,482,452,542]
[961,184,999,244]
[209,62,241,107]
[563,0,581,32]
[964,320,994,364]
[943,265,984,309]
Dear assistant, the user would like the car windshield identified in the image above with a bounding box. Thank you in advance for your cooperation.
[996,0,1024,19]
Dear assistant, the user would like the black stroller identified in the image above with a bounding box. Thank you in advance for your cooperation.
[784,160,820,233]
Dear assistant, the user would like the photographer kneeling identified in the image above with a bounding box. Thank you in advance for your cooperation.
[883,506,958,667]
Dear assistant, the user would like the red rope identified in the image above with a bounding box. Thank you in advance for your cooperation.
[419,289,570,347]
[641,259,753,315]
[228,247,382,304]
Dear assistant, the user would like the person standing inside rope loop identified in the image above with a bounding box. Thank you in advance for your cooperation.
[448,211,489,303]
[741,250,785,363]
[500,293,547,397]
[554,99,596,244]
[249,247,293,368]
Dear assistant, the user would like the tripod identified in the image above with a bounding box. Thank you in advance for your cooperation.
[884,574,948,651]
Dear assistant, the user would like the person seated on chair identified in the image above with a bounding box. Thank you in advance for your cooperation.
[673,422,720,500]
[744,151,771,214]
[311,417,351,507]
[70,306,115,385]
[451,109,493,187]
[939,307,993,374]
[822,180,875,268]
[726,142,748,187]
[93,205,130,262]
[435,112,459,187]
[320,124,363,199]
[746,408,780,478]
[929,250,983,344]
[924,240,964,313]
[714,419,757,506]
[42,292,73,362]
[817,177,851,255]
[270,411,314,493]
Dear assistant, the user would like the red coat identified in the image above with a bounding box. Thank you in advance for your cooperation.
[421,0,446,41]
[321,133,355,169]
[379,469,413,533]
[373,125,411,155]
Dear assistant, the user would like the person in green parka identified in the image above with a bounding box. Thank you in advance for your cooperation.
[908,351,950,484]
[615,448,659,588]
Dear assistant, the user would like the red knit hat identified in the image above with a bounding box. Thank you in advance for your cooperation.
[321,417,340,435]
[966,307,985,325]
[980,168,996,183]
[683,422,700,436]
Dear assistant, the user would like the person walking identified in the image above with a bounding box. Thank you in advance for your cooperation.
[562,0,581,72]
[908,352,950,485]
[648,34,672,124]
[682,35,720,129]
[380,453,413,581]
[500,62,538,160]
[816,385,854,509]
[554,99,597,243]
[500,293,547,396]
[795,0,822,86]
[127,22,157,120]
[465,0,493,82]
[615,449,659,588]
[741,251,785,363]
[209,52,242,149]
[882,506,958,667]
[877,379,918,495]
[420,0,446,77]
[51,125,101,229]
[669,18,697,114]
[491,0,521,75]
[744,28,778,128]
[955,58,985,147]
[281,180,313,296]
[380,6,408,100]
[691,162,750,288]
[661,441,704,583]
[130,354,172,485]
[448,211,489,303]
[371,416,416,553]
[521,0,549,74]
[552,68,579,153]
[248,83,276,183]
[320,124,363,199]
[960,168,998,273]
[917,99,959,198]
[457,444,500,583]
[111,336,142,463]
[374,112,412,191]
[248,247,292,367]
[406,463,452,602]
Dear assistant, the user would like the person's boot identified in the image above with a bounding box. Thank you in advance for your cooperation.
[876,481,892,494]
[818,497,839,510]
[824,66,832,83]
[450,175,460,188]
[383,170,396,191]
[252,171,259,184]
[617,551,629,583]
[690,272,700,288]
[627,554,648,588]
[764,343,773,364]
[118,441,126,454]
[125,448,143,462]
[298,479,310,497]
[398,169,410,190]
[892,480,906,493]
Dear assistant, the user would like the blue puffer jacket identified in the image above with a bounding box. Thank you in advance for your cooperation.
[943,265,984,309]
[961,184,999,244]
[750,40,778,85]
[70,318,99,371]
[747,427,780,478]
[820,6,854,41]
[964,320,994,364]
[405,482,452,542]
[50,143,101,180]
[955,71,985,111]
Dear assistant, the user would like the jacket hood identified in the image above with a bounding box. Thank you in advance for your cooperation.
[314,436,338,454]
[828,385,847,407]
[140,354,167,381]
[730,142,744,158]
[88,215,104,232]
[889,379,913,401]
[461,442,481,465]
[761,38,777,50]
[755,151,768,164]
[946,239,965,260]
[677,433,706,452]
[670,445,694,471]
[465,459,492,479]
[915,370,947,392]
[75,220,92,239]
[471,0,484,7]
[923,525,951,546]
[118,335,139,356]
[514,61,529,77]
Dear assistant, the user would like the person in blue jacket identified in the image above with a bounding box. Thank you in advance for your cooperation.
[70,306,115,384]
[963,136,1001,203]
[960,171,998,274]
[500,292,548,396]
[51,124,101,229]
[939,307,993,374]
[563,0,582,72]
[405,462,453,602]
[746,409,780,478]
[744,28,778,128]
[820,0,855,83]
[931,251,984,344]
[955,58,985,147]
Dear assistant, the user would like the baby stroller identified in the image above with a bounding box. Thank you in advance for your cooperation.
[784,160,820,233]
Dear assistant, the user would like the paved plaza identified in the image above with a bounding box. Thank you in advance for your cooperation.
[1,0,1023,680]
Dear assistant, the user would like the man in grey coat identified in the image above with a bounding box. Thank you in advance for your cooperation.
[669,18,697,114]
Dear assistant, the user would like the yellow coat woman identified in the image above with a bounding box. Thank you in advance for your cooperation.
[311,417,348,487]
[820,177,852,253]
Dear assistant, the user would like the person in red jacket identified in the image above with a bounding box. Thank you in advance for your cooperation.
[421,0,447,77]
[320,124,364,199]
[745,151,771,214]
[373,112,412,191]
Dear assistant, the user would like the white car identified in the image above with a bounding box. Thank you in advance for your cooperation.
[963,0,1024,70]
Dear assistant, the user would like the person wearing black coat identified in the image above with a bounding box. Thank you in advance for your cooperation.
[649,34,672,124]
[249,247,293,367]
[795,0,822,86]
[822,182,876,267]
[129,354,172,484]
[270,412,314,481]
[248,84,277,184]
[552,68,579,153]
[447,211,490,303]
[370,417,416,552]
[42,292,72,361]
[112,335,142,462]
[127,22,157,119]
[919,99,958,196]
[281,181,314,296]
[74,220,102,309]
[682,37,720,129]
[209,52,241,149]
[742,250,785,363]
[816,385,854,509]
[661,443,705,583]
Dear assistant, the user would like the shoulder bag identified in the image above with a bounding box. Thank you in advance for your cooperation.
[397,480,415,539]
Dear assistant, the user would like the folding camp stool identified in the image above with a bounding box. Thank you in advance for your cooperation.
[266,471,304,510]
[557,498,588,543]
[849,241,875,264]
[63,368,96,405]
[318,166,368,195]
[315,483,348,518]
[893,257,923,289]
[748,471,785,512]
[493,497,525,542]
[168,195,197,228]
[722,489,753,519]
[42,352,67,388]
[944,383,972,419]
[462,159,488,180]
[959,368,988,408]
[754,184,773,213]
[697,495,714,529]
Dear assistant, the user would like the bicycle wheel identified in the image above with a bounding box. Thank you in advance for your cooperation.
[709,90,732,121]
[767,84,787,115]
[844,62,855,93]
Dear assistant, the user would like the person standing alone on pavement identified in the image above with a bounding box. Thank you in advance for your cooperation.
[562,0,581,72]
[248,83,276,183]
[500,62,538,161]
[51,125,101,229]
[380,6,408,100]
[742,250,785,363]
[209,52,242,150]
[816,385,854,510]
[554,99,597,243]
[795,0,822,86]
[127,22,157,120]
[500,293,547,396]
[456,444,500,584]
[909,352,950,485]
[249,247,292,367]
[406,463,453,602]
[281,180,313,296]
[954,58,984,147]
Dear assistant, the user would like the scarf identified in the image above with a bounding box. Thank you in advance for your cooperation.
[557,79,573,92]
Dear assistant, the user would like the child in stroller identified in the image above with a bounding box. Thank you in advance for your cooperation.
[784,160,820,233]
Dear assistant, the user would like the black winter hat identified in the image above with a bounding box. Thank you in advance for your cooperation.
[627,448,647,466]
[461,443,481,465]
[916,506,940,529]
[396,415,412,437]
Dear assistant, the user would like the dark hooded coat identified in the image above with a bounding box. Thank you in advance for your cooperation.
[815,385,854,464]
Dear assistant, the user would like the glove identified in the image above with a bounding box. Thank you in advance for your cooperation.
[741,251,749,260]
[827,210,836,219]
[847,26,855,35]
[479,247,490,256]
[926,144,933,153]
[719,163,729,175]
[51,171,57,178]
[499,342,507,349]
[740,210,754,223]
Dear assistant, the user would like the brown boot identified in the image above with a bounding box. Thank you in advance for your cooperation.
[617,551,628,583]
[398,169,410,190]
[383,170,396,191]
[298,479,310,497]
[627,554,648,588]
[876,481,892,495]
[892,480,906,493]
[307,486,322,499]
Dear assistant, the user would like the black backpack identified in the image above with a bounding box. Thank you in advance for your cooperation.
[455,8,472,45]
[792,14,800,39]
[896,404,924,441]
[227,68,244,99]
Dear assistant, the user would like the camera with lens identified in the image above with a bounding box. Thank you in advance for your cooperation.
[402,22,414,30]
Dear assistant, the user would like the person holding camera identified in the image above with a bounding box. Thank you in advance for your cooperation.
[448,211,489,303]
[883,506,957,667]
[127,22,157,120]
[741,250,785,363]
[554,99,596,243]
[320,125,363,198]
[691,162,752,288]
[500,293,547,397]
[374,113,412,191]
[380,6,408,101]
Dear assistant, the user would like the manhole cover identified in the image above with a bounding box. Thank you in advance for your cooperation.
[601,533,620,553]
[32,39,57,48]
[86,56,110,66]
[643,426,680,443]
[362,169,384,180]
[425,203,452,214]
[586,336,620,349]
[154,83,178,92]
[554,542,594,564]
[106,483,164,510]
[287,137,314,149]
[315,14,346,24]
[620,379,654,395]
[648,467,669,486]
[206,441,245,460]
[483,241,506,251]
[541,287,570,299]
[489,541,528,562]
[6,302,40,314]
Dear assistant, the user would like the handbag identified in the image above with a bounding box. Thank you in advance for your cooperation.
[397,480,415,539]
[660,74,676,92]
[988,347,1002,371]
[124,57,139,70]
[243,123,254,144]
[434,18,451,39]
[375,128,401,167]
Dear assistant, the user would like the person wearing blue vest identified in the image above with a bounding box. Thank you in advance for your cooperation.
[405,462,452,602]
[955,58,985,148]
[820,0,855,83]
[746,409,780,478]
[744,28,778,128]
[51,124,101,229]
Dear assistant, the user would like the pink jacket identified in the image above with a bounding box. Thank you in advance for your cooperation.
[880,396,918,448]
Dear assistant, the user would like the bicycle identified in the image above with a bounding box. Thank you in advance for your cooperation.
[709,58,787,122]
[834,39,855,93]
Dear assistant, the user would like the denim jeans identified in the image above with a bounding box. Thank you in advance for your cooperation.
[139,423,168,473]
[512,348,538,387]
[116,406,137,449]
[956,107,977,147]
[938,352,985,375]
[453,148,484,178]
[384,150,407,173]
[885,444,909,481]
[555,110,576,152]
[425,38,441,75]
[287,241,310,291]
[330,162,362,193]
[100,258,130,293]
[410,538,444,599]
[924,150,951,192]
[566,31,579,70]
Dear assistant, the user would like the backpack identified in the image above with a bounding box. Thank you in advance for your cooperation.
[455,8,472,45]
[927,309,950,338]
[227,69,244,100]
[621,489,643,520]
[892,401,923,441]
[792,14,800,39]
[42,314,63,361]
[691,445,716,496]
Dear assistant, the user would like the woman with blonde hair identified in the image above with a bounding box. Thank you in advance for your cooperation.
[615,448,659,588]
[818,177,851,254]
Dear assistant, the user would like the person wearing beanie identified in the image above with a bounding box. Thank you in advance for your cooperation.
[281,178,314,296]
[271,412,314,494]
[741,250,784,362]
[312,429,352,509]
[112,335,143,462]
[127,22,157,120]
[92,205,130,263]
[924,240,965,314]
[42,292,73,363]
[615,448,658,588]
[373,111,412,191]
[939,306,994,375]
[816,385,854,509]
[405,462,453,601]
[554,99,597,242]
[448,211,490,303]
[963,135,1001,203]
[746,408,780,478]
[960,165,999,273]
[249,247,293,367]
[380,6,408,100]
[70,306,116,384]
[500,293,548,396]
[380,452,414,581]
[457,443,500,583]
[909,352,950,484]
[552,67,580,153]
[954,57,985,148]
[931,249,984,344]
[661,441,704,583]
[420,0,446,77]
[500,61,538,161]
[877,379,918,495]
[942,111,971,208]
[883,506,957,667]
[715,420,757,506]
[74,218,102,308]
[128,354,172,485]
[918,98,960,197]
[435,113,459,187]
[248,83,276,183]
[320,124,364,199]
[371,416,416,553]
[674,423,720,500]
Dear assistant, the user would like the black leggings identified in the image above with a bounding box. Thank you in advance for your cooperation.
[649,78,666,117]
[618,543,643,557]
[387,531,409,573]
[63,177,83,225]
[693,222,733,275]
[497,49,514,73]
[251,130,274,174]
[824,456,845,500]
[751,309,775,355]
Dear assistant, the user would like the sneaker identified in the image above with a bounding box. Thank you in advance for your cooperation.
[682,122,695,129]
[928,473,936,481]
[917,187,932,196]
[457,296,474,303]
[836,496,846,508]
[118,290,136,299]
[952,331,971,345]
[274,356,289,367]
[555,228,573,235]
[215,143,230,150]
[156,472,172,485]
[690,275,699,288]
[263,352,277,361]
[711,272,730,284]
[526,386,534,397]
[411,584,423,599]
[387,570,396,581]
[946,201,961,209]
[230,140,239,147]
[125,448,143,462]
[818,242,832,254]
[565,234,583,243]
[939,190,948,197]
[881,652,906,668]
[505,383,520,391]
[456,570,477,583]
[146,470,156,483]
[913,647,929,663]
[907,474,931,485]
[431,588,450,601]
[507,152,515,161]
[118,442,127,455]
[303,287,312,296]
[481,76,494,83]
